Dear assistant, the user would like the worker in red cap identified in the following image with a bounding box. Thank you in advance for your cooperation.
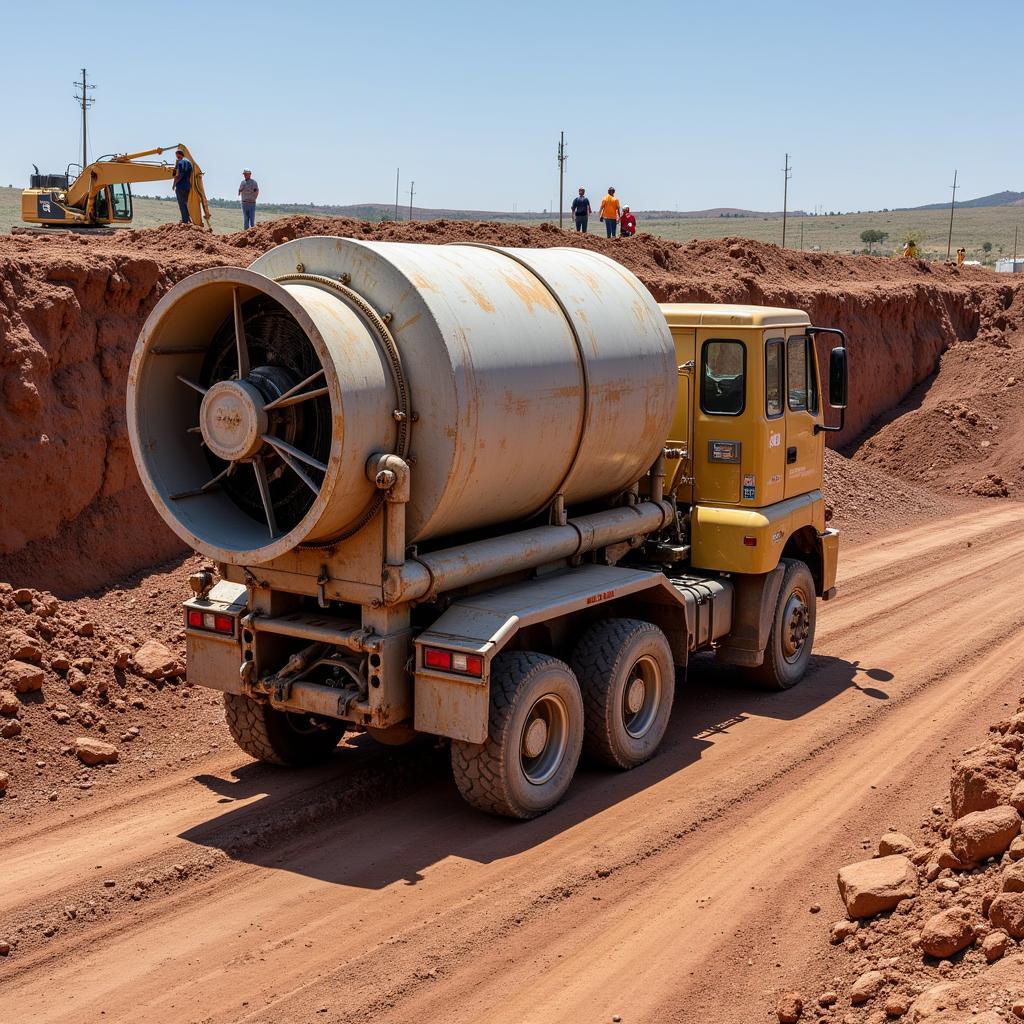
[619,206,637,238]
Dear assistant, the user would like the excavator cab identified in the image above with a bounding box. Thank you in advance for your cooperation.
[96,183,133,222]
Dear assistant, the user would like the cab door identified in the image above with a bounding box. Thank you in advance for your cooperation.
[783,331,824,497]
[693,333,747,504]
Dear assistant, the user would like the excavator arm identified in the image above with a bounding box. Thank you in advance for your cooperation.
[28,144,211,228]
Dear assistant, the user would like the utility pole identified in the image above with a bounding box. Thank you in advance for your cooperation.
[781,153,792,248]
[946,169,958,260]
[1014,224,1018,262]
[408,181,415,221]
[73,68,95,170]
[799,219,804,251]
[394,168,400,221]
[556,131,567,230]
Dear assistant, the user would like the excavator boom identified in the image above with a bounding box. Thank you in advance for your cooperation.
[22,143,211,229]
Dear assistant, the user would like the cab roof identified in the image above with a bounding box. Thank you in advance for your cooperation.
[658,302,810,328]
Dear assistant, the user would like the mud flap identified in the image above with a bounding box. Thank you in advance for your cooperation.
[714,564,786,668]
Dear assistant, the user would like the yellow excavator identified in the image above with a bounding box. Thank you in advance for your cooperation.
[21,144,211,229]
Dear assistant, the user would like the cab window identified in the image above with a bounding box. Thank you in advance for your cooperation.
[765,340,784,418]
[112,183,132,220]
[701,340,746,416]
[787,335,818,413]
[93,187,110,219]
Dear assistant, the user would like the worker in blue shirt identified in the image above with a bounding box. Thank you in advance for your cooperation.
[571,187,592,233]
[171,148,193,224]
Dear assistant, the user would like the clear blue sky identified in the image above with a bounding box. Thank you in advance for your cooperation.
[2,0,1019,213]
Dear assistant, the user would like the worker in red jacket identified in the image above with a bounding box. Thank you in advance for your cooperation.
[619,206,637,238]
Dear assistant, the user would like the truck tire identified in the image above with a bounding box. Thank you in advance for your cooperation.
[749,558,816,691]
[450,652,584,819]
[571,618,675,769]
[223,693,344,766]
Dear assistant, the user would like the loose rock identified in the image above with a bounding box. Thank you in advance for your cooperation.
[130,640,181,681]
[0,770,9,794]
[950,745,1019,818]
[949,806,1021,863]
[0,689,20,716]
[981,929,1009,962]
[776,991,803,1023]
[837,856,918,919]
[988,892,1024,939]
[919,907,977,958]
[850,970,885,1005]
[6,629,41,663]
[73,736,119,767]
[2,660,44,693]
[878,832,916,856]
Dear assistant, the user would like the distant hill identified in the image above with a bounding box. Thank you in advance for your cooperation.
[903,190,1024,212]
[195,196,804,222]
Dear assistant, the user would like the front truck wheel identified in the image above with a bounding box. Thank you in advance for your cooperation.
[571,618,675,768]
[223,693,345,766]
[450,652,584,819]
[749,557,816,691]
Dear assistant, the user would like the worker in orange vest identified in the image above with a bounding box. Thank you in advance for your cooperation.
[599,187,621,238]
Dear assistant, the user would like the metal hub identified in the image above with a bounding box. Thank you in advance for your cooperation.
[200,380,268,461]
[781,589,811,663]
[520,694,569,786]
[625,676,646,715]
[523,717,549,759]
[622,656,662,739]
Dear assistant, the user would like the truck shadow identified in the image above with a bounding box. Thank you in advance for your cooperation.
[182,652,891,888]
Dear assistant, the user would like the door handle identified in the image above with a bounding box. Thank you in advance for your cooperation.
[787,446,797,464]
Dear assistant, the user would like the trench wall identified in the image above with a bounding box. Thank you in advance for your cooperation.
[0,222,1013,594]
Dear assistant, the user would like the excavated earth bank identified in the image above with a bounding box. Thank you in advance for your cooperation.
[2,217,1019,595]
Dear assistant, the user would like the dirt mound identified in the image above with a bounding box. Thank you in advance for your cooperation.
[0,553,232,821]
[787,701,1024,1021]
[851,284,1024,499]
[1,219,1020,594]
[823,449,965,540]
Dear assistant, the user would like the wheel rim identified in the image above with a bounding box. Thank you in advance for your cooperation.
[781,585,811,664]
[283,711,329,737]
[621,655,662,739]
[520,694,569,786]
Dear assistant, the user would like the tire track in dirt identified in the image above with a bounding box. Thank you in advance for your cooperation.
[2,508,1023,1024]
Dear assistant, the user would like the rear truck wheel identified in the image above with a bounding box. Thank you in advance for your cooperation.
[749,557,816,691]
[223,692,345,766]
[571,618,675,769]
[450,651,584,819]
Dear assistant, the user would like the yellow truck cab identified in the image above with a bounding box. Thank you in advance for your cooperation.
[659,303,842,670]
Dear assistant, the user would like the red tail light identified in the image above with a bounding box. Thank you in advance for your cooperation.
[186,608,236,636]
[423,646,484,677]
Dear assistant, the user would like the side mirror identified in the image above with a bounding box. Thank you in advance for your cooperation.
[829,347,848,409]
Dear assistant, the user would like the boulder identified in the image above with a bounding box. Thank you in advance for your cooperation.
[1008,836,1024,862]
[1,660,44,693]
[950,745,1019,818]
[878,832,916,856]
[5,628,41,664]
[949,806,1021,863]
[0,689,20,716]
[72,736,119,767]
[850,970,885,1005]
[837,856,918,919]
[0,770,8,794]
[1002,860,1024,893]
[935,843,971,870]
[776,991,803,1023]
[989,893,1024,939]
[981,929,1009,962]
[130,640,181,680]
[1,719,22,738]
[1011,779,1024,814]
[910,982,964,1019]
[919,907,977,958]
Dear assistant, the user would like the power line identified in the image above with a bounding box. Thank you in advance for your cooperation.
[781,153,792,248]
[73,68,95,170]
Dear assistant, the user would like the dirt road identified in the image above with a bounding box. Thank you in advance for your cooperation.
[2,505,1022,1024]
